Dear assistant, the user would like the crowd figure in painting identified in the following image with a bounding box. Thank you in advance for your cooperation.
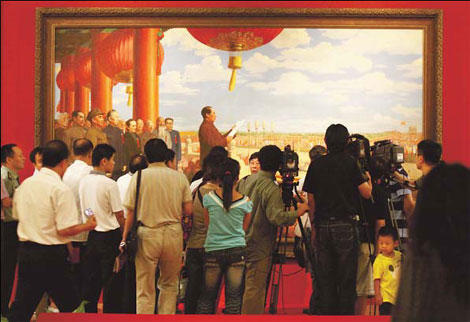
[0,108,469,322]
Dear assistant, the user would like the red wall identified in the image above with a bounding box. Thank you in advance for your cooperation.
[2,1,470,179]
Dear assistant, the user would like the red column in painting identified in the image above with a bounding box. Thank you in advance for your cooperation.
[61,55,76,115]
[74,81,90,114]
[133,28,159,122]
[91,30,113,113]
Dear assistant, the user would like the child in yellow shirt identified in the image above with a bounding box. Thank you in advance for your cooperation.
[373,226,402,315]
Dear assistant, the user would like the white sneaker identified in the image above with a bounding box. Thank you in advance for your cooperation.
[47,306,60,313]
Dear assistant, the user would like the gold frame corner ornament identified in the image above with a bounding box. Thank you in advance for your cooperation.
[35,7,442,145]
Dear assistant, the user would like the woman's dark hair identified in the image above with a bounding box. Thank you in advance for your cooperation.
[202,146,228,182]
[42,140,69,168]
[324,124,349,152]
[410,163,469,301]
[217,158,240,212]
[129,154,148,174]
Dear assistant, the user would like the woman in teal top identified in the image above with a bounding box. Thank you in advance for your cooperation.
[196,158,252,314]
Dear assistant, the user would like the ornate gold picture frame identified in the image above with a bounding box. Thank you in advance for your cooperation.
[35,7,442,149]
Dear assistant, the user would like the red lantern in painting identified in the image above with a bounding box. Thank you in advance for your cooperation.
[95,28,165,105]
[74,47,91,88]
[56,55,76,91]
[187,28,283,91]
[95,29,165,82]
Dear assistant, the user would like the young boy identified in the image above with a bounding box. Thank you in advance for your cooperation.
[373,226,402,315]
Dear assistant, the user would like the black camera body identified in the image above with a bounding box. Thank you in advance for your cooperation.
[346,134,371,171]
[371,140,405,174]
[279,145,299,207]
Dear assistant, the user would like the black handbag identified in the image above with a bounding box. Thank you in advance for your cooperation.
[125,169,142,261]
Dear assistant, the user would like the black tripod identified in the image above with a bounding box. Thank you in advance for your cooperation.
[267,181,315,314]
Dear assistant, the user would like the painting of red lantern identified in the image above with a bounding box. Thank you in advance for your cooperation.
[54,27,424,181]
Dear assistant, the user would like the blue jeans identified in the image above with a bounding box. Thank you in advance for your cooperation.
[196,247,245,314]
[315,219,358,315]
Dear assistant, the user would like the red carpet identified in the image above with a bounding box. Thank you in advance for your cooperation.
[37,313,391,321]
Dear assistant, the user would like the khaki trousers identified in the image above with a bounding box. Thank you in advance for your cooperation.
[241,256,272,314]
[135,223,182,314]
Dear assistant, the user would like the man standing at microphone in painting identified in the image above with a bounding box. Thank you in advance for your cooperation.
[198,106,234,163]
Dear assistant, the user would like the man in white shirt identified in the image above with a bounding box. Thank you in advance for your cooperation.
[7,140,96,322]
[78,144,124,313]
[62,138,93,297]
[117,154,148,218]
[121,139,192,314]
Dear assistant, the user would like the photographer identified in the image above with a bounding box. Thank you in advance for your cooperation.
[392,139,442,222]
[238,145,309,314]
[303,124,372,315]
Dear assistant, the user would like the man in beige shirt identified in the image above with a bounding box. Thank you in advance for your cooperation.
[122,139,192,314]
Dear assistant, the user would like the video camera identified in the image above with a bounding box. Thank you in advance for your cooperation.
[371,140,405,174]
[279,145,299,207]
[346,135,405,182]
[346,134,371,171]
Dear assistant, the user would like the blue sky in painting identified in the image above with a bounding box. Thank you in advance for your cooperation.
[56,28,423,134]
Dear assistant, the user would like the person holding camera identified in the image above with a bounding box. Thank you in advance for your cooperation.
[303,124,373,315]
[238,145,309,314]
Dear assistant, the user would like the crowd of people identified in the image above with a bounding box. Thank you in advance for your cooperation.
[0,120,468,322]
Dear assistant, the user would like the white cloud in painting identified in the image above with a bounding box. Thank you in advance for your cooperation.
[160,99,186,107]
[332,72,422,95]
[279,42,374,74]
[270,28,311,48]
[392,104,421,120]
[397,58,423,78]
[160,71,199,95]
[247,71,421,96]
[247,71,324,95]
[161,28,216,57]
[245,42,374,75]
[339,105,365,113]
[183,55,232,83]
[244,53,281,74]
[336,29,422,56]
[320,29,360,40]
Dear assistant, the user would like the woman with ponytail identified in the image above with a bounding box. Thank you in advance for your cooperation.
[196,158,252,314]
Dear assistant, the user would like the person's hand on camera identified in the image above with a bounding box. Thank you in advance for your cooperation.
[296,202,309,217]
[85,215,97,231]
[393,171,405,183]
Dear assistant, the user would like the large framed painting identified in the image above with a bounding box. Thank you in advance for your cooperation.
[36,8,442,180]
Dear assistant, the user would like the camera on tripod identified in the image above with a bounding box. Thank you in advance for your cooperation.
[279,145,299,206]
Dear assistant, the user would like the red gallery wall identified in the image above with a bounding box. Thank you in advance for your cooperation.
[2,1,470,180]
